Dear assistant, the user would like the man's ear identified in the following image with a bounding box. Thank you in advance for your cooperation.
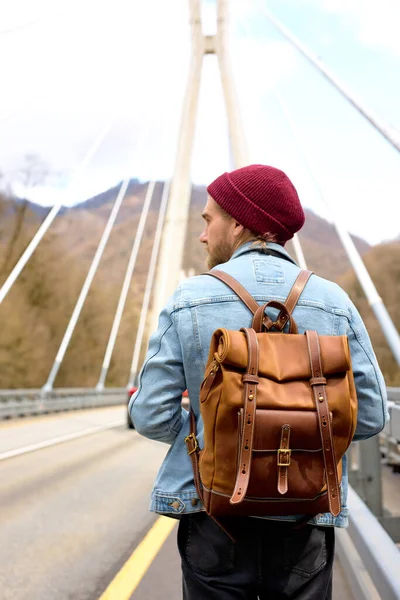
[233,220,244,239]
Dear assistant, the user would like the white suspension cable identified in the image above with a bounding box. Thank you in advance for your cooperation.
[0,119,114,306]
[95,53,174,390]
[127,180,171,388]
[96,180,156,390]
[275,90,400,366]
[259,5,400,154]
[42,175,131,391]
[292,234,307,269]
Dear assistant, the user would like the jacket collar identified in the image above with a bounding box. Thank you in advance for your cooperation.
[231,241,298,265]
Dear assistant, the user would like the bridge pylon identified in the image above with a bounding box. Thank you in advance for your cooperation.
[150,0,248,328]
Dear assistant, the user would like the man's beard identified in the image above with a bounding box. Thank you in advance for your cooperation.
[206,240,233,270]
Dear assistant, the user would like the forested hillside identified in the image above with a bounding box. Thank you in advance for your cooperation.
[0,184,163,388]
[0,181,398,388]
[339,241,400,386]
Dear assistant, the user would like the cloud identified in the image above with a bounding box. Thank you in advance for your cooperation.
[302,0,400,56]
[0,0,300,199]
[231,38,299,89]
[0,0,192,193]
[0,1,398,245]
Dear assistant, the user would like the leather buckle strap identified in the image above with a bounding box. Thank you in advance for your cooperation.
[200,361,219,400]
[242,374,259,384]
[310,376,327,386]
[277,424,291,495]
[186,403,236,543]
[184,433,199,455]
[306,330,341,517]
[277,449,291,467]
[186,409,204,508]
[230,328,260,505]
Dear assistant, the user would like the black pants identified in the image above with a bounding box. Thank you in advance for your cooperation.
[177,513,334,600]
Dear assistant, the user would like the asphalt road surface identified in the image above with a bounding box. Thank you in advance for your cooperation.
[0,407,165,600]
[1,407,398,600]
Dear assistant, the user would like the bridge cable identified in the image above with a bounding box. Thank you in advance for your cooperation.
[42,173,133,390]
[259,5,400,155]
[95,180,156,390]
[273,89,400,366]
[127,180,171,389]
[95,19,184,390]
[41,15,176,390]
[291,233,307,270]
[0,119,114,306]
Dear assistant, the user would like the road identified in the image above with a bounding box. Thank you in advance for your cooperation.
[1,406,397,599]
[0,407,165,600]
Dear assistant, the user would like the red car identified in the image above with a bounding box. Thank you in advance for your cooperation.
[127,387,137,429]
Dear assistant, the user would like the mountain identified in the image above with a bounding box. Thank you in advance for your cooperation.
[338,241,400,386]
[0,180,372,282]
[0,181,398,388]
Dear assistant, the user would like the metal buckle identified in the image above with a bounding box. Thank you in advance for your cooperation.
[277,449,291,467]
[184,433,199,455]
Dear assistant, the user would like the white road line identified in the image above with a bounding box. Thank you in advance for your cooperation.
[0,420,126,462]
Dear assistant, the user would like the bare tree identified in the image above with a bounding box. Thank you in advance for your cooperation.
[0,154,49,276]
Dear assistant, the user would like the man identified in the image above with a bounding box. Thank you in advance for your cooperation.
[129,164,388,599]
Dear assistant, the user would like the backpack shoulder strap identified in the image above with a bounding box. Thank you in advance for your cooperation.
[206,270,259,314]
[205,269,313,316]
[285,270,313,315]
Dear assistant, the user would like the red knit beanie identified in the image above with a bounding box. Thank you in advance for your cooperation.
[207,164,305,243]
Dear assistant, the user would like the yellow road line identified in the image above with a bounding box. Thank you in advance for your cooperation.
[98,516,177,600]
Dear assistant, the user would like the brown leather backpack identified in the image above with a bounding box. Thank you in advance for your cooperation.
[185,269,358,519]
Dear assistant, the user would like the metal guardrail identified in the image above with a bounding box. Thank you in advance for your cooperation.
[388,388,400,403]
[0,388,127,419]
[336,486,400,600]
[337,387,400,599]
[0,387,397,421]
[381,389,400,470]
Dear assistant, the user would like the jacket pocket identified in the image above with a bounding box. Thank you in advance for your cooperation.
[284,525,331,578]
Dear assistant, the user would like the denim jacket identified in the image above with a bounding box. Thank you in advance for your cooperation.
[129,242,388,527]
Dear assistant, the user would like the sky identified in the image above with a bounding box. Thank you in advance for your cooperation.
[0,0,399,245]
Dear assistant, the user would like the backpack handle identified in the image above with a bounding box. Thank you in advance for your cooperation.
[252,300,298,334]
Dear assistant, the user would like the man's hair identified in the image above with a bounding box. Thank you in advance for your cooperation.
[250,233,284,246]
[214,202,233,220]
[215,203,283,245]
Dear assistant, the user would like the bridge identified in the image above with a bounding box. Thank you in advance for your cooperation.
[1,1,400,599]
